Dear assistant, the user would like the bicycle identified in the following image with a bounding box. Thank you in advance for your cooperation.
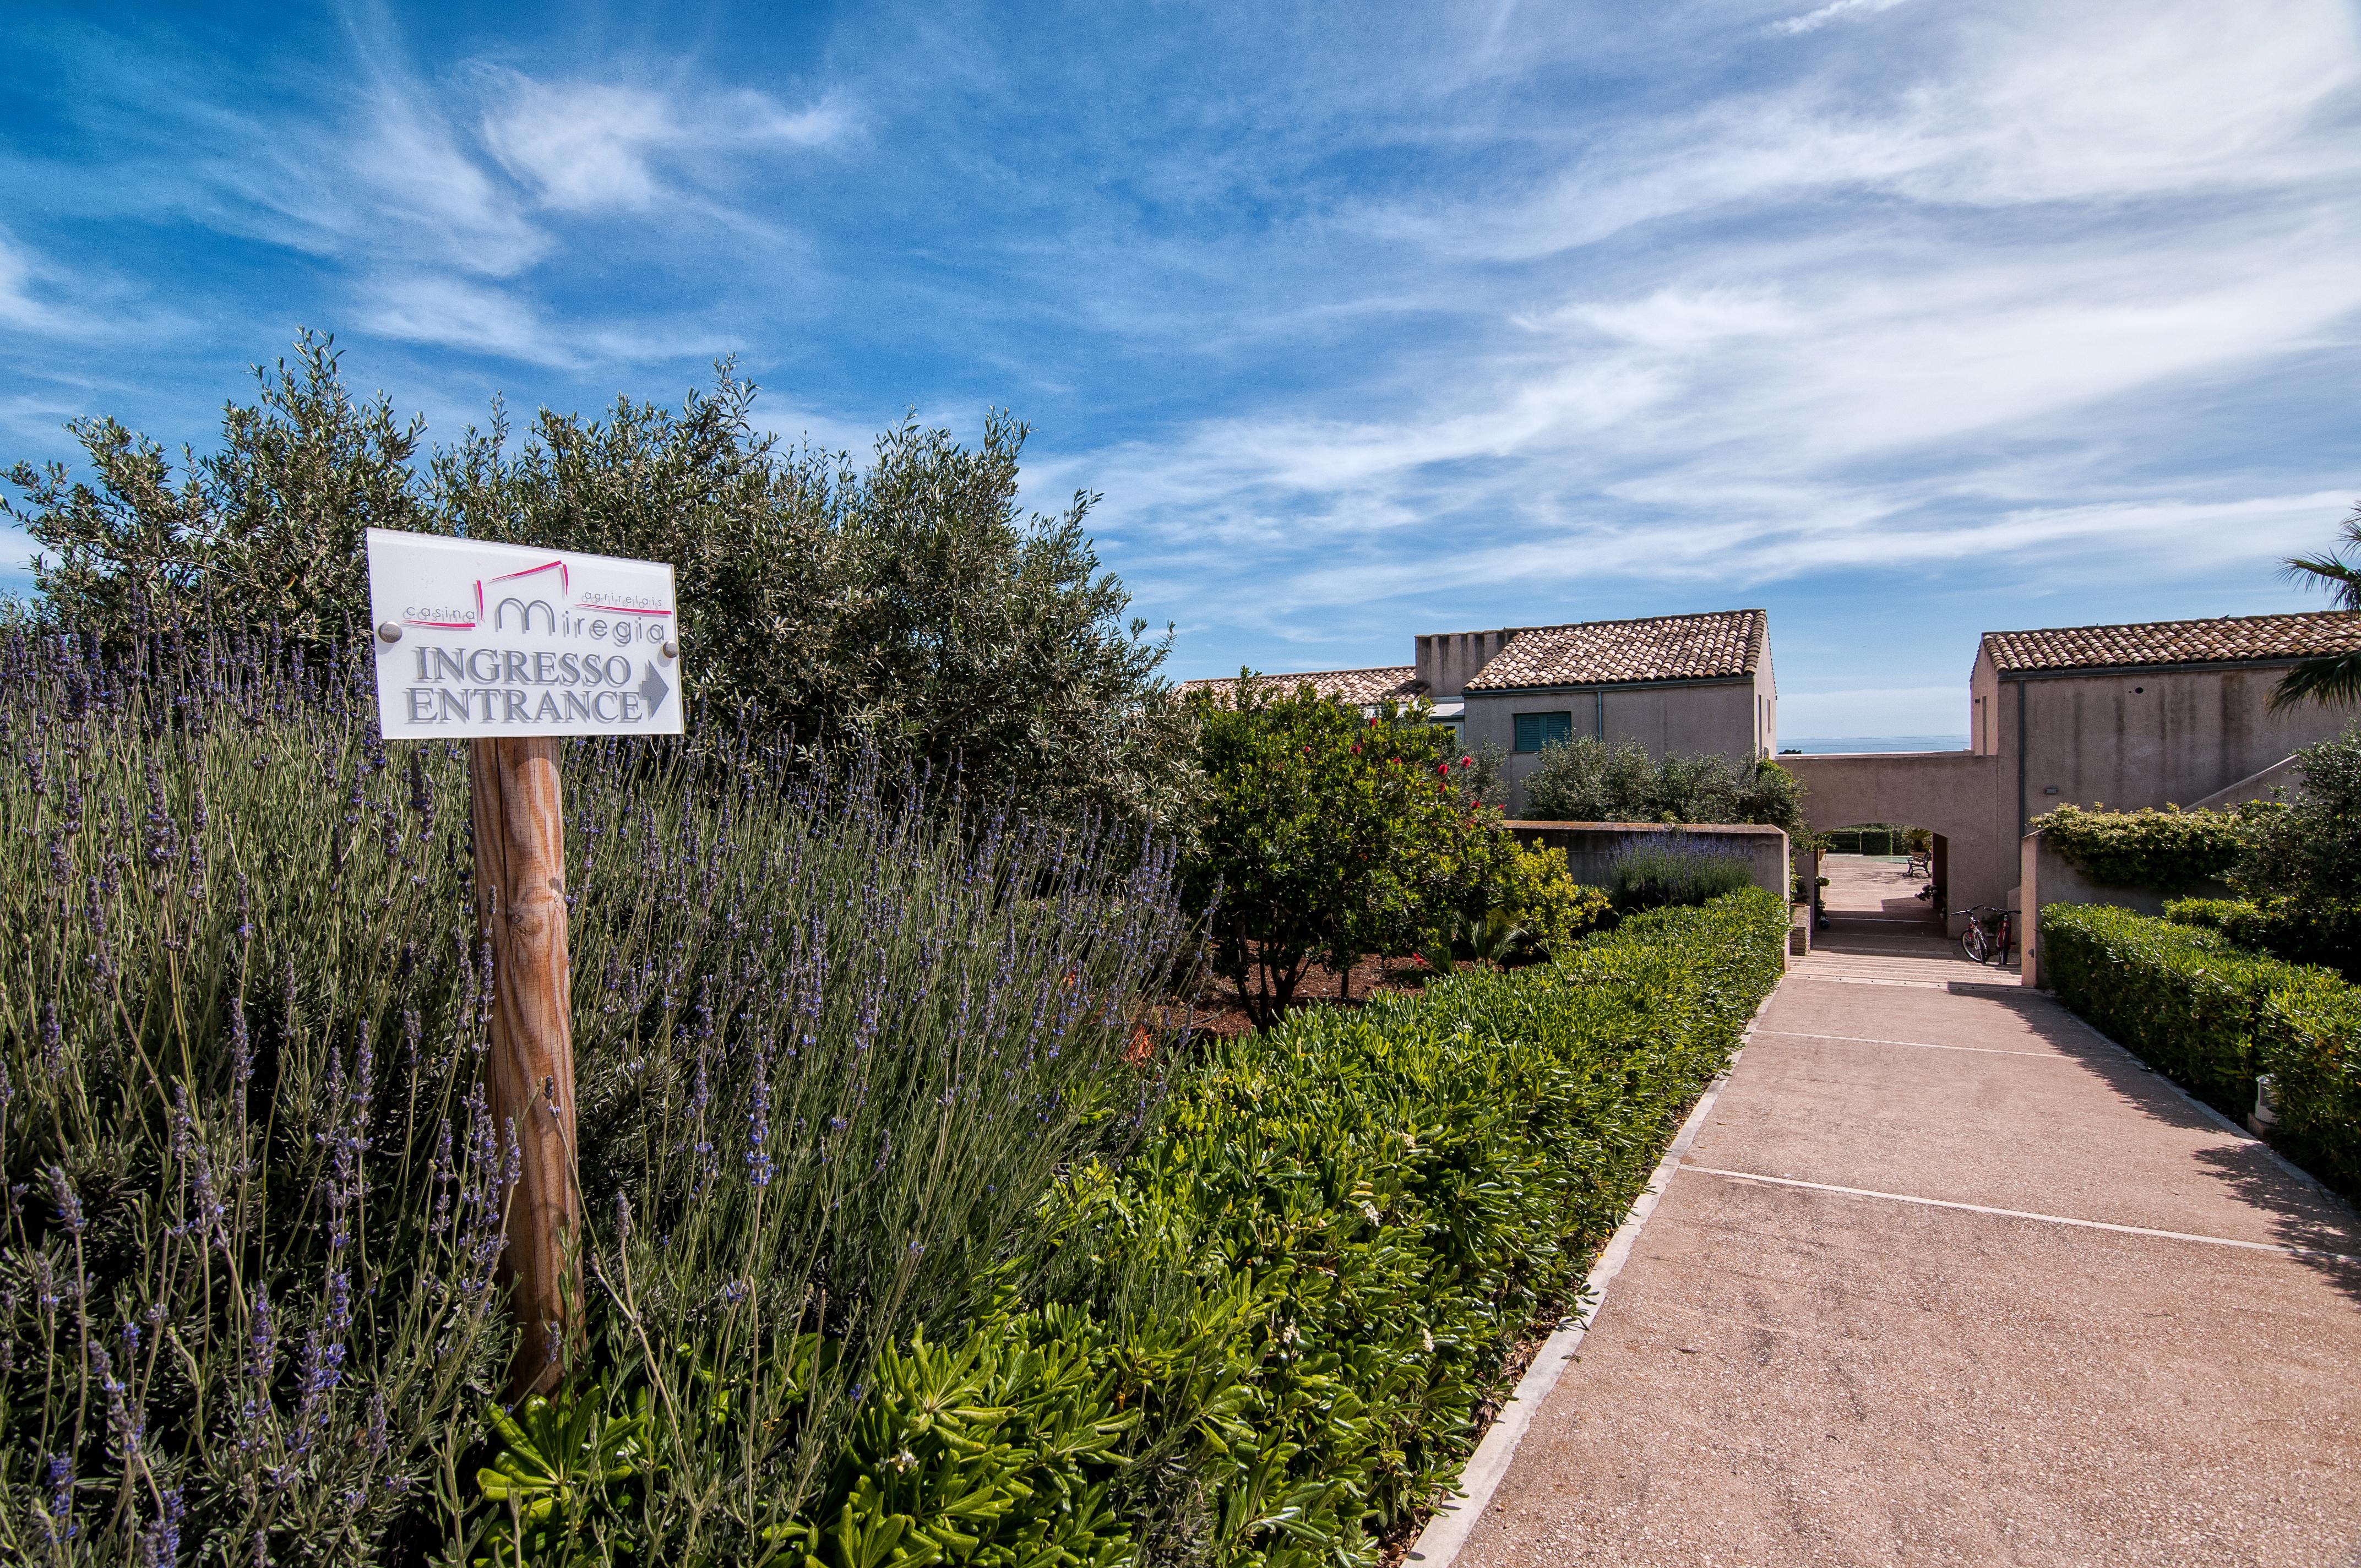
[1951,905,2012,966]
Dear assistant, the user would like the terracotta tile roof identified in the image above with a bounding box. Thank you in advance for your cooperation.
[1462,609,1767,691]
[1180,666,1426,706]
[1982,611,2361,674]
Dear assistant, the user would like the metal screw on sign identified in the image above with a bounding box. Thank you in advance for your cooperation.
[365,527,683,1397]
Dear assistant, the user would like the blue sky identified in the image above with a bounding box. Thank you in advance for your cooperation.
[4,0,2357,737]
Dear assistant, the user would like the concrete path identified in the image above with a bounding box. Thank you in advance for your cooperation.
[1446,933,2361,1567]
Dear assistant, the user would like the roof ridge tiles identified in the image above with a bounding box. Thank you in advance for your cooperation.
[1462,607,1766,691]
[1981,608,2361,674]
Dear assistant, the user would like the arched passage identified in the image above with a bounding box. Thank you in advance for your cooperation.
[1782,750,2010,937]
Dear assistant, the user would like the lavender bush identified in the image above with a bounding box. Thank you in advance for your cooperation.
[1606,834,1758,913]
[0,631,1190,1564]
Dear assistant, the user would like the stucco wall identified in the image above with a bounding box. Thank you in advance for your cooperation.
[2001,663,2349,827]
[1783,749,2010,929]
[1468,677,1762,814]
[1785,666,2350,948]
[2015,829,2232,988]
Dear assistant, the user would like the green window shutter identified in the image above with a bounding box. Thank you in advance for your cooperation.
[1514,711,1573,752]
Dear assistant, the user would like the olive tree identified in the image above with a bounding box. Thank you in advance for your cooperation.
[5,333,1193,834]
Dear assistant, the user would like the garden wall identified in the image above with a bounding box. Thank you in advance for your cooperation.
[2019,827,2232,988]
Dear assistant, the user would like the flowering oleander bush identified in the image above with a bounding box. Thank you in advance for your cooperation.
[0,630,1190,1564]
[1181,678,1506,1022]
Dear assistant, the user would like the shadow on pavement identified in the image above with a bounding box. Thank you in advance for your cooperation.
[1952,986,2361,1304]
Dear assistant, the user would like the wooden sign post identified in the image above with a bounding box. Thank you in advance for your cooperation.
[470,736,578,1396]
[366,529,682,1398]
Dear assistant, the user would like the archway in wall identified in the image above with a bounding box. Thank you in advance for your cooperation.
[1812,823,1944,936]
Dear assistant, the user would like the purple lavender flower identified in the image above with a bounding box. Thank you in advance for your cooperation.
[745,1050,774,1189]
[47,1166,84,1235]
[248,1284,276,1386]
[44,1452,73,1542]
[139,1486,182,1567]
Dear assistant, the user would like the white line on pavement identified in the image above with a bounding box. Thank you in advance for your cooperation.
[1752,1028,2065,1059]
[1683,1165,2361,1264]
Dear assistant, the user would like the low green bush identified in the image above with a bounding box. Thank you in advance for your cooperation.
[2164,896,2279,948]
[2041,903,2360,1194]
[1490,840,1613,957]
[2033,802,2259,892]
[785,888,1791,1565]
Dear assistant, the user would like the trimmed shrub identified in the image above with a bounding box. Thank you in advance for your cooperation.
[2033,802,2258,892]
[1608,834,1756,913]
[2165,896,2286,951]
[842,886,1795,1565]
[2041,903,2360,1193]
[1490,840,1613,956]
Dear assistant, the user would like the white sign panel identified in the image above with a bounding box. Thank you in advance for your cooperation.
[366,528,684,738]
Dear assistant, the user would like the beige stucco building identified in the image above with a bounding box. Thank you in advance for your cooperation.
[1183,609,1777,814]
[1788,610,2361,933]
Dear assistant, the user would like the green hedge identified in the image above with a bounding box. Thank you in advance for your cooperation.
[2040,903,2361,1194]
[2167,895,2361,983]
[2032,802,2257,891]
[784,888,1791,1567]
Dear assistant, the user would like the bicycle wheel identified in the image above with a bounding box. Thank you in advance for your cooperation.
[1960,922,1989,963]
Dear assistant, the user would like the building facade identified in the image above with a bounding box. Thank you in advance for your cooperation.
[1184,608,1777,815]
[1787,609,2361,932]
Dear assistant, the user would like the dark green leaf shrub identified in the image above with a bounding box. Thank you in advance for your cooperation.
[2227,723,2361,980]
[2040,903,2360,1194]
[906,887,1788,1566]
[1182,677,1505,1022]
[2033,802,2259,892]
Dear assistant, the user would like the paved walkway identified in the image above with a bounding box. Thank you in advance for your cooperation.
[1447,929,2361,1567]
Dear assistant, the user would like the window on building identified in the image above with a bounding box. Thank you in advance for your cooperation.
[1514,711,1574,752]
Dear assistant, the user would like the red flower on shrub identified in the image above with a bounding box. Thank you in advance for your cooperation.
[1460,755,1472,767]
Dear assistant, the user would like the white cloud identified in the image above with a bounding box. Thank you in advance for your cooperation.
[361,271,743,369]
[477,71,851,214]
[1771,0,1916,39]
[0,232,55,331]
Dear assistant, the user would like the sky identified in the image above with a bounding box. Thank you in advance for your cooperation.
[3,0,2357,738]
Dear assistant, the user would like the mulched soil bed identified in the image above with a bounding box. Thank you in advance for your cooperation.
[1169,953,1439,1037]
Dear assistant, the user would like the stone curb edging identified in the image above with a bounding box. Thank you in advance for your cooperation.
[1402,987,1777,1567]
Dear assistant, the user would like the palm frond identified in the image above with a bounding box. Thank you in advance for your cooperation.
[2277,500,2361,611]
[2278,552,2361,610]
[2270,650,2361,711]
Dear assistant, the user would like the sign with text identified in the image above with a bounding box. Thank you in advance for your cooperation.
[366,529,684,738]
